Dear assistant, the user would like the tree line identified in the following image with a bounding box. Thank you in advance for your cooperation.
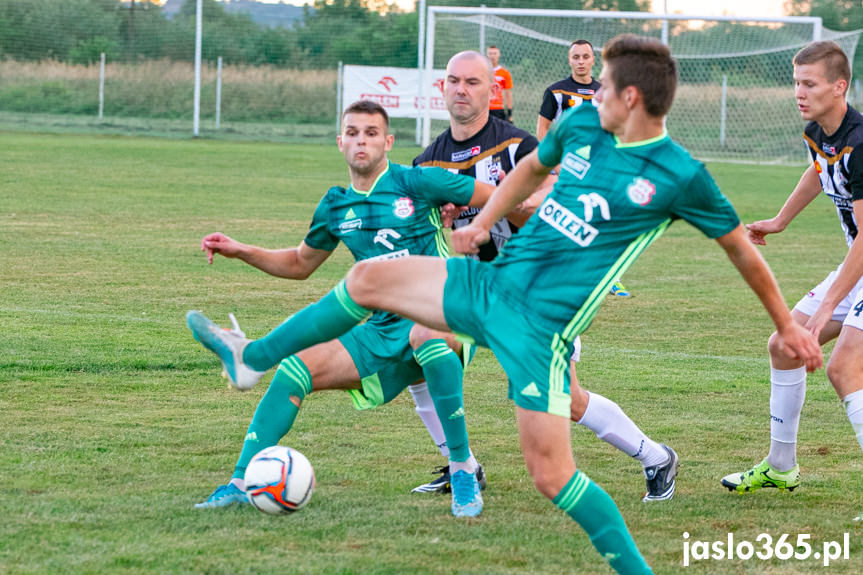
[0,0,648,68]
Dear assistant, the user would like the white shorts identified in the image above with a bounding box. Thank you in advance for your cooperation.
[570,335,582,363]
[793,264,863,330]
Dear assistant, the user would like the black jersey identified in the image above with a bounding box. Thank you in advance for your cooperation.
[413,116,538,261]
[539,77,601,122]
[804,105,863,247]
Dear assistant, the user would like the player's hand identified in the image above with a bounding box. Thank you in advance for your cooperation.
[776,322,823,372]
[440,203,467,228]
[452,223,490,255]
[746,218,785,245]
[804,304,835,341]
[201,232,242,264]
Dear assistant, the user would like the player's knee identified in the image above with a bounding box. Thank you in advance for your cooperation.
[345,261,378,307]
[826,350,856,388]
[528,466,568,500]
[409,324,434,349]
[767,331,784,358]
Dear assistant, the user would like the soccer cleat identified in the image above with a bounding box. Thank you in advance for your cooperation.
[643,444,679,502]
[193,483,249,508]
[610,281,631,297]
[450,469,483,517]
[720,458,800,493]
[411,464,487,494]
[186,311,266,390]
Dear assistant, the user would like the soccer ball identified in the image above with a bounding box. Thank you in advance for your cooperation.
[244,446,315,515]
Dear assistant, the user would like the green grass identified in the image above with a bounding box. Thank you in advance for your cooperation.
[2,131,861,574]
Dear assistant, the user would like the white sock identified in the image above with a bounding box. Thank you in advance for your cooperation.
[843,388,863,453]
[577,391,667,467]
[229,477,245,491]
[450,454,478,474]
[766,367,806,471]
[409,381,449,458]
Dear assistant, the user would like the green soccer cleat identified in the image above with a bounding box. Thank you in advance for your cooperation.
[450,469,483,517]
[721,459,800,493]
[186,311,266,390]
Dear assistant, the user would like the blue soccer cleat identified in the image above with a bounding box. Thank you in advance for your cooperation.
[450,469,483,517]
[186,311,266,390]
[194,483,250,509]
[610,281,631,297]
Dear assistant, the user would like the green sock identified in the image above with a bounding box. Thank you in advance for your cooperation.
[553,471,653,575]
[413,339,469,462]
[231,355,312,480]
[242,280,370,371]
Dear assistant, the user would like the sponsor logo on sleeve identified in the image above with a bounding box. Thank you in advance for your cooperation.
[561,152,591,180]
[339,219,362,233]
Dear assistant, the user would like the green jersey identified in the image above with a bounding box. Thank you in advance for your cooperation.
[490,105,740,339]
[304,161,474,322]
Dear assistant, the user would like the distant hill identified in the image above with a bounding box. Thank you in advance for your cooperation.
[161,0,308,28]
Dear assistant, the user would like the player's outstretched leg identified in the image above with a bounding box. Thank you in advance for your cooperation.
[194,354,311,508]
[572,379,679,501]
[187,279,371,389]
[186,311,266,390]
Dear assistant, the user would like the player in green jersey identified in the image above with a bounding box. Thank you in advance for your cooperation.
[189,100,495,518]
[187,37,822,573]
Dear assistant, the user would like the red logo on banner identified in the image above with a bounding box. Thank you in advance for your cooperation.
[378,76,397,92]
[433,78,445,95]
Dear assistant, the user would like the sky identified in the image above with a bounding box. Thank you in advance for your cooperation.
[241,0,790,18]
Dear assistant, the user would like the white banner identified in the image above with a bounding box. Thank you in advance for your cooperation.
[342,65,449,121]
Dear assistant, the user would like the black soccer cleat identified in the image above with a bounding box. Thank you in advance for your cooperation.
[643,444,679,502]
[412,464,486,494]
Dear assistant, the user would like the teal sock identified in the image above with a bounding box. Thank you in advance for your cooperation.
[413,339,469,462]
[231,355,312,480]
[243,280,371,371]
[553,471,653,575]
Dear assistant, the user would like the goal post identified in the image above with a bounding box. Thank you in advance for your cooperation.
[422,6,860,164]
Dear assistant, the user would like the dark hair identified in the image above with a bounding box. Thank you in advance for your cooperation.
[793,41,851,88]
[602,34,677,117]
[342,100,390,129]
[487,45,499,50]
[570,39,594,51]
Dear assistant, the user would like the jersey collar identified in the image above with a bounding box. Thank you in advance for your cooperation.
[614,130,669,149]
[349,161,390,196]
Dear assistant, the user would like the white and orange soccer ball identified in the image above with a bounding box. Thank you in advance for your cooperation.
[244,446,315,515]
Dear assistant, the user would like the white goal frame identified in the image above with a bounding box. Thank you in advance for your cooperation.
[420,6,824,150]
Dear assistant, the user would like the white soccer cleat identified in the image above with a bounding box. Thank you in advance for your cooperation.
[186,311,266,390]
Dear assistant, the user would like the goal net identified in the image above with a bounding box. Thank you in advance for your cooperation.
[424,7,862,164]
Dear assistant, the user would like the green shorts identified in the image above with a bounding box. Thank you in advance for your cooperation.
[339,316,423,411]
[339,314,477,411]
[442,257,573,418]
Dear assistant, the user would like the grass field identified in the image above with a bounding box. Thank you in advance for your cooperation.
[2,131,862,575]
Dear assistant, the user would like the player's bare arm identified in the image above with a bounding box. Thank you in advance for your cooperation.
[453,151,551,253]
[747,164,821,245]
[715,224,823,372]
[201,233,331,280]
[806,199,863,337]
